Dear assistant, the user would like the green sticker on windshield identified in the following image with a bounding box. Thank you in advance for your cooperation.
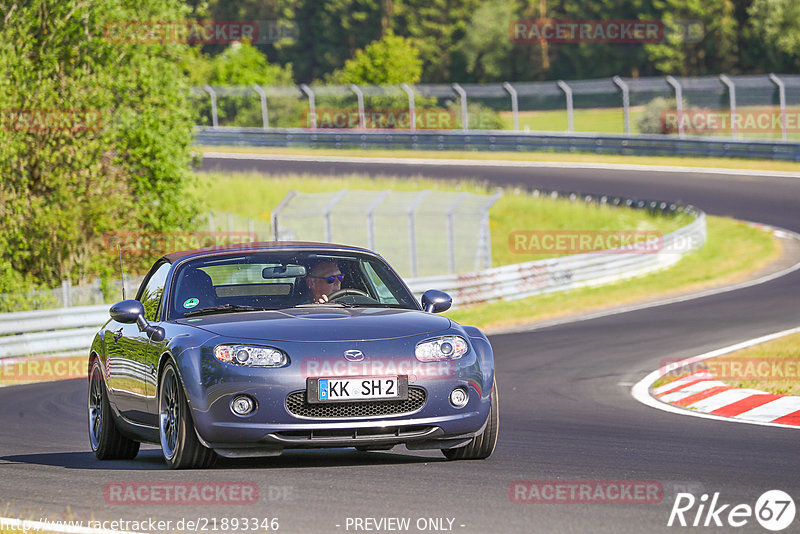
[183,298,199,309]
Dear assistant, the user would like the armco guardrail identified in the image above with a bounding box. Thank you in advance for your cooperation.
[0,201,705,359]
[194,128,800,161]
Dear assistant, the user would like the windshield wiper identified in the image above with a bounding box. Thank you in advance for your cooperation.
[184,304,263,317]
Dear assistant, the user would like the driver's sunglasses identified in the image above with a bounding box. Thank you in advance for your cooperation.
[310,274,344,284]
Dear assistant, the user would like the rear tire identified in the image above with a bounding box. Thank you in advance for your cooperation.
[159,362,217,469]
[88,361,140,460]
[442,379,499,460]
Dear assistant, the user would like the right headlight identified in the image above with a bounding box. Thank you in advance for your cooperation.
[415,336,469,362]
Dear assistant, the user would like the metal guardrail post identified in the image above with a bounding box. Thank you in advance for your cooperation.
[227,213,234,236]
[202,85,219,128]
[769,73,788,141]
[613,76,631,136]
[502,82,519,131]
[452,83,468,131]
[350,84,366,129]
[252,85,269,129]
[300,84,316,129]
[208,211,215,232]
[407,191,430,277]
[557,80,574,133]
[400,83,416,131]
[61,280,71,308]
[719,74,738,139]
[665,75,684,138]
[323,190,348,242]
[271,190,297,240]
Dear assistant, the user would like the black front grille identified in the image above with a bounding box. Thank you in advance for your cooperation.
[286,387,426,419]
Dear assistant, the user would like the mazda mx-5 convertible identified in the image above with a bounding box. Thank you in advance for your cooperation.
[88,242,497,468]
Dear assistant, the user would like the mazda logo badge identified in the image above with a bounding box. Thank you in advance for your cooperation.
[344,350,364,362]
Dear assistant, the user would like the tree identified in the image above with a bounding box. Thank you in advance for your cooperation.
[0,0,200,293]
[748,0,800,69]
[328,32,422,84]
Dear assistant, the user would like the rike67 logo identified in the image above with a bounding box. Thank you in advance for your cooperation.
[668,490,796,531]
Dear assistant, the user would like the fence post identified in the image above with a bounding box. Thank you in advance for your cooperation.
[665,75,684,138]
[407,191,430,277]
[271,190,297,241]
[324,190,348,243]
[446,194,467,274]
[300,84,316,129]
[366,190,390,251]
[227,213,234,238]
[452,83,468,131]
[613,76,630,136]
[202,85,219,128]
[502,82,519,131]
[557,80,574,133]
[769,73,788,141]
[350,84,366,129]
[208,211,215,232]
[61,280,72,308]
[400,83,416,131]
[719,74,738,138]
[252,84,269,129]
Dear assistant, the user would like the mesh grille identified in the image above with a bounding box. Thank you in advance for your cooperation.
[286,387,426,419]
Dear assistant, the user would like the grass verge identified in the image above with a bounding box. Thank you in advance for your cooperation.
[196,145,800,173]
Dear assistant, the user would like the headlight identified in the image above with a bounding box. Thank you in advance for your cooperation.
[214,345,288,367]
[415,336,469,362]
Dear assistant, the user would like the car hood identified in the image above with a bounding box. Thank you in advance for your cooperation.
[176,307,452,342]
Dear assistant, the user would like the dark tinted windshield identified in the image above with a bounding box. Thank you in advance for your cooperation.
[169,251,418,319]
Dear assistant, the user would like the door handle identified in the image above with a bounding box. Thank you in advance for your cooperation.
[112,328,123,344]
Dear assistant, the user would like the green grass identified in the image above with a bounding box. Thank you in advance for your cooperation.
[708,332,800,396]
[446,216,778,330]
[196,145,800,173]
[195,171,691,267]
[196,172,779,332]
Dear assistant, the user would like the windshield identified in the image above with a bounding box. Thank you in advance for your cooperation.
[169,250,418,319]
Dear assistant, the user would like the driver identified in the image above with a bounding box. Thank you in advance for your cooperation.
[306,260,344,303]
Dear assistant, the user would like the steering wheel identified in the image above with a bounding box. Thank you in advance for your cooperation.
[326,288,370,300]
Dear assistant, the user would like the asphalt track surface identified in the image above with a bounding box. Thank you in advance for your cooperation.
[2,155,799,533]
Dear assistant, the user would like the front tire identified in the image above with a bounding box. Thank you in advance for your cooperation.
[159,362,217,469]
[88,361,140,460]
[442,379,499,460]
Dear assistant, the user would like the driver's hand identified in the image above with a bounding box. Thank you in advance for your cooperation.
[316,294,329,304]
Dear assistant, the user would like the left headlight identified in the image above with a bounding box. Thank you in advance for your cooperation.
[415,335,469,362]
[214,345,288,367]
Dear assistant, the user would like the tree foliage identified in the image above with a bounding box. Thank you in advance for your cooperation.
[0,0,200,292]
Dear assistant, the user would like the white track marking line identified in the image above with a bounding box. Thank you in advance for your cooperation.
[733,396,800,422]
[658,380,728,403]
[632,326,800,429]
[201,152,800,180]
[687,389,764,412]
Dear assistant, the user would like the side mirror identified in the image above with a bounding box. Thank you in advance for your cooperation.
[109,300,165,342]
[421,290,452,313]
[110,300,144,324]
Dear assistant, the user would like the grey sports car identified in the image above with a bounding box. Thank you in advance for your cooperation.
[88,242,498,468]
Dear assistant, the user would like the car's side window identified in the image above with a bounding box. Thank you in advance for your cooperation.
[139,262,171,322]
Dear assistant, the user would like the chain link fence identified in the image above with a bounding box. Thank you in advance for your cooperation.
[272,190,502,278]
[193,74,800,140]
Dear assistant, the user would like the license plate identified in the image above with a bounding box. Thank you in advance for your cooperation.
[308,376,408,403]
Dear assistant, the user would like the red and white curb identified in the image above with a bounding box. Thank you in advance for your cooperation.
[632,326,800,429]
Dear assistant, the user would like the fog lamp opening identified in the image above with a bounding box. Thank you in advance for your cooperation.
[449,387,468,408]
[231,395,256,416]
